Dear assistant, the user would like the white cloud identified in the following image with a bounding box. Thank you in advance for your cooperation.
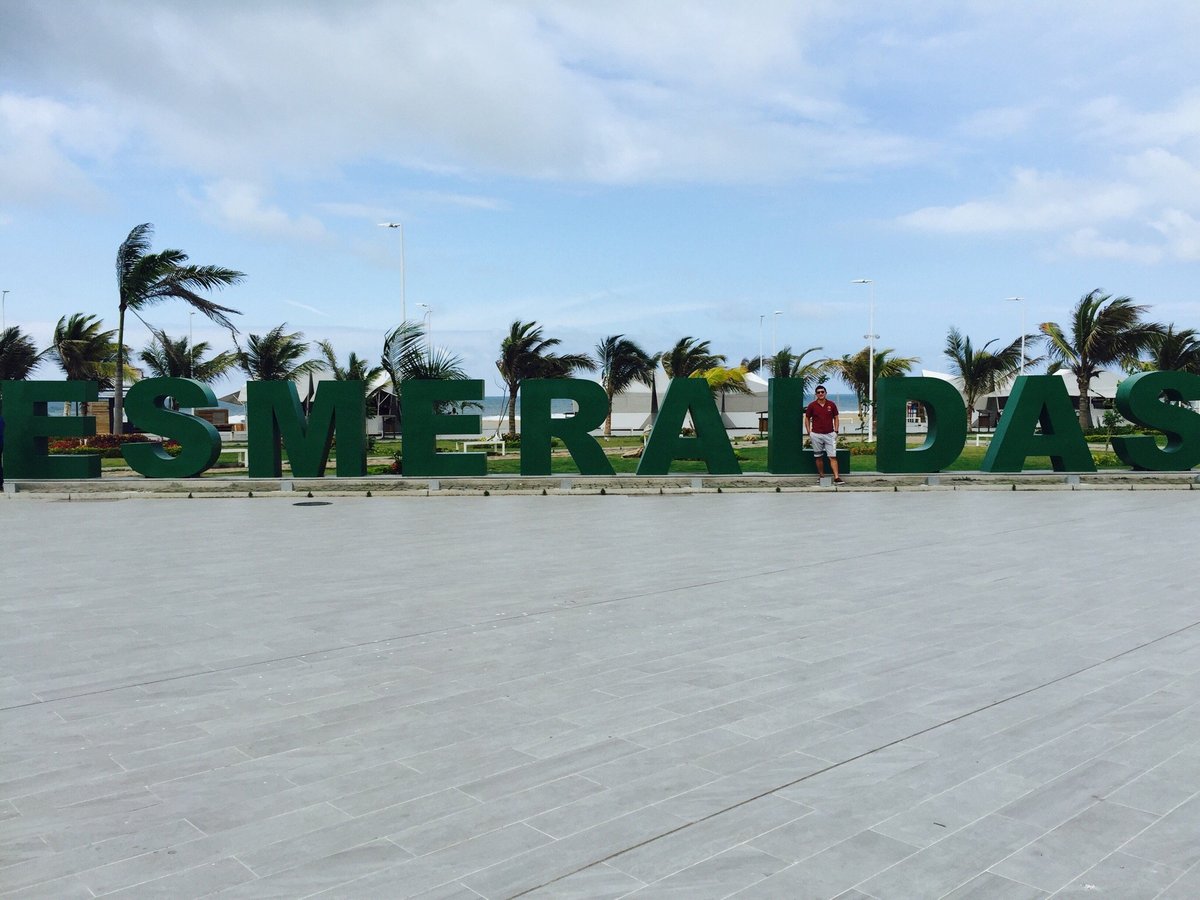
[0,93,115,207]
[898,168,1144,233]
[1152,210,1200,261]
[1059,228,1162,264]
[191,180,327,241]
[2,1,918,186]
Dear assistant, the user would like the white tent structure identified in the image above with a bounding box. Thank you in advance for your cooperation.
[603,366,771,435]
[921,368,1125,428]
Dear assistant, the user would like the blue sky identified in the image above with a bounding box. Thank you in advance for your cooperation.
[3,1,1199,396]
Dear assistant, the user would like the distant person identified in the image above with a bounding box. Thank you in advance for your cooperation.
[804,384,845,485]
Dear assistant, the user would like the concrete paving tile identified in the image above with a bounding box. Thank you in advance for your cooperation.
[873,770,1035,848]
[1103,746,1200,814]
[630,844,787,897]
[0,873,98,899]
[518,862,645,898]
[990,800,1158,892]
[607,795,808,884]
[527,764,719,838]
[311,823,552,897]
[461,805,689,899]
[998,759,1141,829]
[1119,793,1200,869]
[0,817,204,894]
[856,813,1043,898]
[459,738,643,801]
[242,789,472,876]
[731,829,919,899]
[998,723,1132,783]
[99,857,257,898]
[1052,850,1183,898]
[939,872,1048,898]
[390,775,605,855]
[209,838,412,899]
[67,802,350,894]
[579,729,747,788]
[655,753,825,821]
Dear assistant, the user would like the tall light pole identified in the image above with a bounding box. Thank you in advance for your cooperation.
[378,222,406,325]
[1004,297,1026,376]
[418,303,432,363]
[852,279,877,442]
[188,311,195,378]
[1,290,8,332]
[772,310,782,358]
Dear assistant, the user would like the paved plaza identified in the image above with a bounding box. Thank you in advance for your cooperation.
[3,490,1200,898]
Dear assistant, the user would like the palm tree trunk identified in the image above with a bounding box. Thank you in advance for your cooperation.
[507,386,518,437]
[1077,374,1092,430]
[113,307,126,436]
[604,386,613,436]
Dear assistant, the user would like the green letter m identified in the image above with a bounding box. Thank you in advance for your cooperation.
[247,380,366,478]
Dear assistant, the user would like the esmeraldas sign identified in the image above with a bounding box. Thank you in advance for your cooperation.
[2,371,1198,479]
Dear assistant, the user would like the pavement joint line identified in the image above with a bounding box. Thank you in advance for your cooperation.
[507,614,1200,898]
[7,510,1092,713]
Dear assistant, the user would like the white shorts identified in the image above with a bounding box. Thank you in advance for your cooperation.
[810,431,837,459]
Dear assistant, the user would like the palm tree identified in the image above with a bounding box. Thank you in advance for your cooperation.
[1135,325,1200,375]
[698,364,753,413]
[237,324,321,382]
[752,345,829,392]
[0,327,44,387]
[825,346,919,433]
[944,327,1033,427]
[318,340,385,385]
[381,322,477,424]
[661,336,724,380]
[594,334,653,436]
[1040,289,1162,428]
[140,329,239,383]
[114,223,244,432]
[496,320,595,437]
[51,314,123,386]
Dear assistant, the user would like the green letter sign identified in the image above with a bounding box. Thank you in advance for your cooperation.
[520,379,612,476]
[247,380,366,478]
[1112,370,1200,471]
[982,375,1094,472]
[766,378,805,473]
[876,377,967,473]
[401,379,486,477]
[638,377,740,475]
[122,378,222,478]
[0,380,100,479]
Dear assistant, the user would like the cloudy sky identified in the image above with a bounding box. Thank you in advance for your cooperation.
[3,0,1199,394]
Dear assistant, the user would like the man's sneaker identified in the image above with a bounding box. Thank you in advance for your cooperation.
[833,478,847,486]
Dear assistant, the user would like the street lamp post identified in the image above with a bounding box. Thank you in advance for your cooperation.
[1,290,8,332]
[772,310,782,359]
[188,311,195,379]
[852,279,877,442]
[378,222,406,326]
[1004,297,1026,376]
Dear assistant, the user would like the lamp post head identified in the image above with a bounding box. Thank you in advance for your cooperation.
[851,279,873,285]
[378,222,402,229]
[1003,296,1023,302]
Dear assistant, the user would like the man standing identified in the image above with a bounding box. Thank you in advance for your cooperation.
[804,384,845,485]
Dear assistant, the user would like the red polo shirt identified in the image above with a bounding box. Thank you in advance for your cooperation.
[805,399,839,434]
